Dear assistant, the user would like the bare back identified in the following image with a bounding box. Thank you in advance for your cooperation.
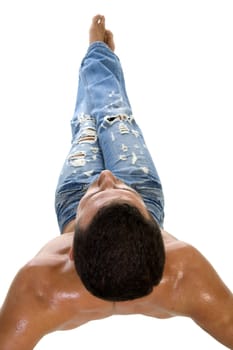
[1,229,232,349]
[19,229,230,319]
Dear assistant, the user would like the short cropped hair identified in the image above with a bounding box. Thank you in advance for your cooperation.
[73,202,165,301]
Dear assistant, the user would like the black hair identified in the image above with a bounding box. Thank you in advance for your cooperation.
[73,202,165,301]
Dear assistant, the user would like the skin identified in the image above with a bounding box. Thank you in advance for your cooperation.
[0,16,232,350]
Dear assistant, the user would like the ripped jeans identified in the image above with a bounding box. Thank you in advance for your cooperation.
[55,42,164,233]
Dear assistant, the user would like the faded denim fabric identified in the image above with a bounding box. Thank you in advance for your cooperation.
[55,42,164,232]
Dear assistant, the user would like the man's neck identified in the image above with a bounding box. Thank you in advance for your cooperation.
[62,220,76,234]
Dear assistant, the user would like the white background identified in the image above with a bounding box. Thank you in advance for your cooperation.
[0,0,232,349]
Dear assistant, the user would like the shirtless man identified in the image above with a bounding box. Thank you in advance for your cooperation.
[0,15,232,350]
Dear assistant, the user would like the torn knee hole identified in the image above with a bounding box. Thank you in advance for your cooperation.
[78,135,96,143]
[77,128,97,144]
[68,152,86,167]
[106,114,128,122]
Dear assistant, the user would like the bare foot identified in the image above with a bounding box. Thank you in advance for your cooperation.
[89,15,106,44]
[89,15,115,51]
[104,30,115,52]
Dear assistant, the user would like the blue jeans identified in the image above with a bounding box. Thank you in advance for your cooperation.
[55,42,164,233]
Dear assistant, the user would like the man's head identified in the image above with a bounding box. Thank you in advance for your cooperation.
[71,170,165,301]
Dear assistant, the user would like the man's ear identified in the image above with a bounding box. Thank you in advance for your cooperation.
[69,248,74,261]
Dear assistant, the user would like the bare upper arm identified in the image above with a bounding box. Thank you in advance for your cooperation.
[182,246,233,348]
[0,264,46,349]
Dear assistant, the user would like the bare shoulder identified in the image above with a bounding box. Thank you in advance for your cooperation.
[148,230,197,313]
[159,230,233,347]
[0,234,111,349]
[161,229,195,265]
[161,229,232,301]
[33,232,74,259]
[8,233,76,311]
[2,233,75,306]
[22,233,77,311]
[152,230,233,315]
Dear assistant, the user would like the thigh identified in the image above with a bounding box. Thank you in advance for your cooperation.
[55,115,105,232]
[99,115,161,182]
[98,115,165,228]
[58,114,104,186]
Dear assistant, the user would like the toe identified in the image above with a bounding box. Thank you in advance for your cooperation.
[93,14,105,25]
